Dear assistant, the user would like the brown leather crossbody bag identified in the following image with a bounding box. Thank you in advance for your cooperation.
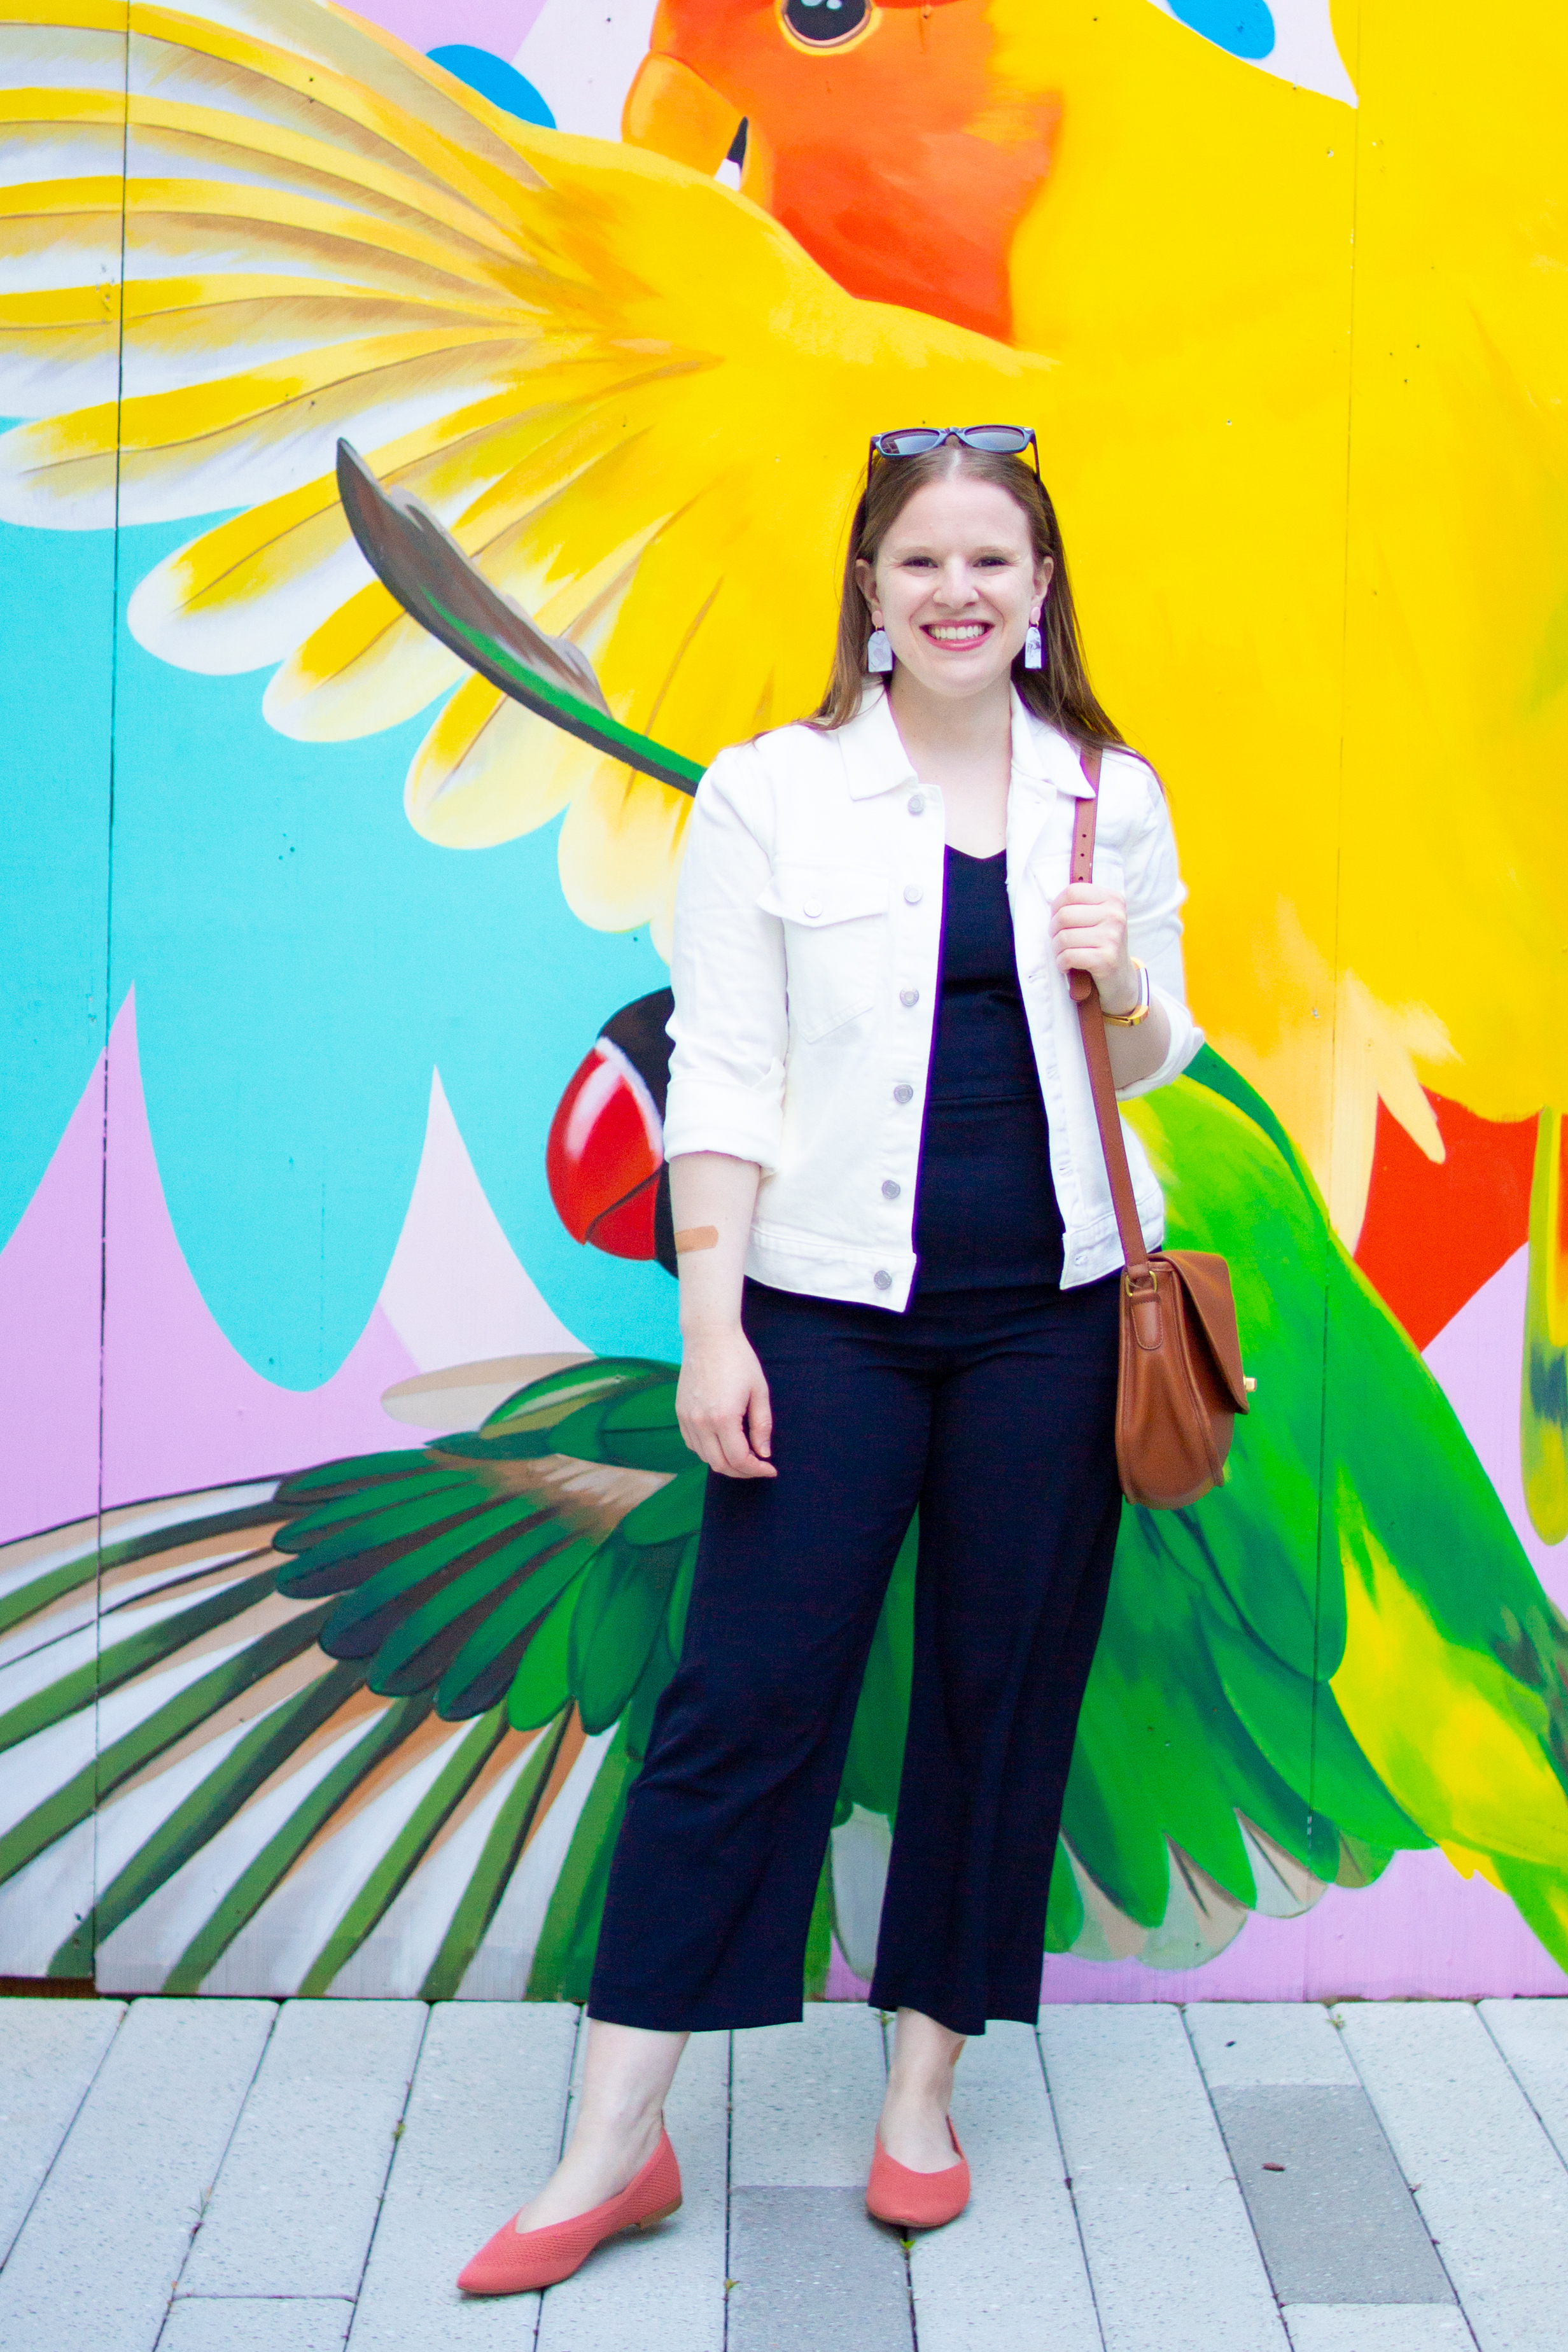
[1069,747,1250,1509]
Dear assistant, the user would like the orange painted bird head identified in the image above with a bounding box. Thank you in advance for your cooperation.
[623,0,1058,342]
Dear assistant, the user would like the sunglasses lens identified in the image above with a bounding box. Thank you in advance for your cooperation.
[962,426,1030,453]
[876,429,944,458]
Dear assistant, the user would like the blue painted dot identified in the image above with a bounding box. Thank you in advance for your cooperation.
[427,45,556,128]
[1168,0,1275,62]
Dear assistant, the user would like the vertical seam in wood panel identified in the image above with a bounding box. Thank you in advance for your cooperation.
[1310,0,1368,1946]
[93,0,134,1998]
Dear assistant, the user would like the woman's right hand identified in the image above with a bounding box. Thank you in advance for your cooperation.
[676,1323,776,1479]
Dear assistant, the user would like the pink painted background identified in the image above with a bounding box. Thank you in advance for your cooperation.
[354,0,548,58]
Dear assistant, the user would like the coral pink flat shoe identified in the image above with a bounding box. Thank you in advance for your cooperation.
[457,2129,682,2295]
[866,2120,970,2230]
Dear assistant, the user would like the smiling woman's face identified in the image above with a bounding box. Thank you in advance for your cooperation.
[857,475,1051,704]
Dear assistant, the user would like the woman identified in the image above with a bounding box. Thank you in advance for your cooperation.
[459,426,1200,2295]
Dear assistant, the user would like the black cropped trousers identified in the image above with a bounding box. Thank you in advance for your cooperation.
[587,1273,1123,2038]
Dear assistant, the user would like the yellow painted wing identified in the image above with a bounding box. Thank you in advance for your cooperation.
[0,0,1048,942]
[977,0,1568,1215]
[6,0,1563,1152]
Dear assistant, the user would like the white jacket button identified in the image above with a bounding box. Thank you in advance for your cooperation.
[893,1083,914,1103]
[899,988,920,1007]
[881,1179,900,1199]
[904,883,923,905]
[802,897,823,918]
[907,793,925,814]
[874,1269,893,1291]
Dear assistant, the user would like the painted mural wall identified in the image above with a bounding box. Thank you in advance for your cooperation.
[1,0,1565,2006]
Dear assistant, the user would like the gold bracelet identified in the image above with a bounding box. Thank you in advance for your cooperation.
[1102,960,1151,1027]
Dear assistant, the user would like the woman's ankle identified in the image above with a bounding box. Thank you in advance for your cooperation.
[886,2009,965,2090]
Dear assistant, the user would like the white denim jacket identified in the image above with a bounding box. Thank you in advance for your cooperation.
[664,686,1201,1310]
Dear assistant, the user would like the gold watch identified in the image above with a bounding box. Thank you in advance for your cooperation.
[1102,959,1152,1027]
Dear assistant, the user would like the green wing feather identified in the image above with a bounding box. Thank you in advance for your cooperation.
[1055,1049,1568,1971]
[0,1359,703,1992]
[3,1079,1565,1993]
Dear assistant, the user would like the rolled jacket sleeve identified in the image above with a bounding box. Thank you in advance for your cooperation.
[1112,761,1203,1101]
[663,746,788,1173]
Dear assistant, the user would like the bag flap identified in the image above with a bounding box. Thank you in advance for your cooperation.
[1161,1250,1250,1413]
[757,864,890,926]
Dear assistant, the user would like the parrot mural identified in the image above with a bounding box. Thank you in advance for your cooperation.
[0,0,1566,1994]
[3,965,1565,1994]
[3,0,1562,1216]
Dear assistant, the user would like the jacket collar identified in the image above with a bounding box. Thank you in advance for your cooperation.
[1011,697,1096,797]
[837,685,918,799]
[839,684,1095,801]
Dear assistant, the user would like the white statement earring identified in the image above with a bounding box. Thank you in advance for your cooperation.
[1023,615,1044,671]
[866,623,893,675]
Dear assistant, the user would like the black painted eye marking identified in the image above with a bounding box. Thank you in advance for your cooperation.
[780,0,873,52]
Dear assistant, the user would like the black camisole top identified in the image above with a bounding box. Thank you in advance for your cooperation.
[911,846,1065,1292]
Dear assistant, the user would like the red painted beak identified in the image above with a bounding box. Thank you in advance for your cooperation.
[547,1036,666,1261]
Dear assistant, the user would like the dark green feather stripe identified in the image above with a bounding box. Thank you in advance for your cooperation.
[526,1721,641,2003]
[435,1537,599,1719]
[295,1706,512,1996]
[419,1709,574,2000]
[68,1660,377,1976]
[546,1373,690,1476]
[157,1684,431,1994]
[0,1560,288,1761]
[0,1496,286,1648]
[276,1483,501,1585]
[0,1599,334,1898]
[0,1547,99,1646]
[330,1512,561,1684]
[277,1451,439,1499]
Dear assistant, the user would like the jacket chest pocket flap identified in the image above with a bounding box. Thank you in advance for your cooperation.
[757,863,891,1044]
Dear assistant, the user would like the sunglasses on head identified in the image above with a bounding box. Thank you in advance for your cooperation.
[867,424,1040,493]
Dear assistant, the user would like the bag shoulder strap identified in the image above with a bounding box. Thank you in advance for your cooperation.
[1070,747,1153,1280]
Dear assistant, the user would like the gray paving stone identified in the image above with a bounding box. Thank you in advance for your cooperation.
[160,2299,352,2352]
[1187,2003,1359,2089]
[1281,2307,1474,2351]
[0,1998,125,2265]
[347,1999,578,2351]
[728,2187,912,2352]
[1211,2086,1452,2306]
[906,2020,1099,2352]
[1040,2005,1287,2351]
[1043,2005,1240,2188]
[1075,2181,1286,2352]
[1336,2001,1568,2352]
[0,1998,275,2352]
[732,2002,886,2187]
[1480,1999,1568,2166]
[182,2001,426,2299]
[535,2027,729,2351]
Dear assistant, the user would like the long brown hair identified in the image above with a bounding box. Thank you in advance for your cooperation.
[812,442,1128,752]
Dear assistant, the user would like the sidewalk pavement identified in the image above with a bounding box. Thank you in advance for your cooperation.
[1,1995,1565,2351]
